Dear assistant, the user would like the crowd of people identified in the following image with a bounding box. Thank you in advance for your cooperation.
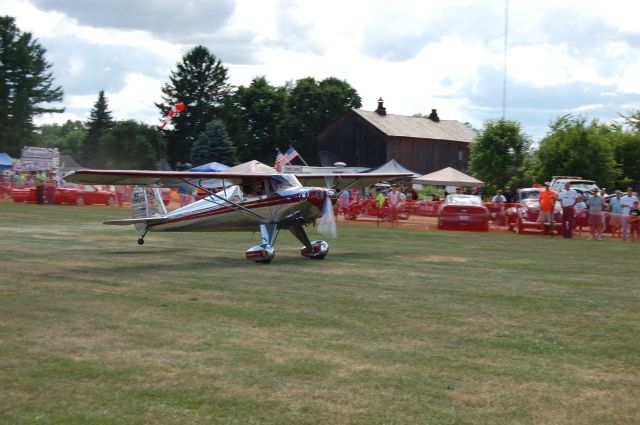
[2,170,60,205]
[490,182,640,241]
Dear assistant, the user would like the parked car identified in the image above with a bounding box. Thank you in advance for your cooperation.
[12,184,116,206]
[437,194,489,231]
[506,188,562,234]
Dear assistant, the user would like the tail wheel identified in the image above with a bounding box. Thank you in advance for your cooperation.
[75,195,85,206]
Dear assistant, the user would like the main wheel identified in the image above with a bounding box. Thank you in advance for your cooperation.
[255,259,272,264]
[75,195,85,206]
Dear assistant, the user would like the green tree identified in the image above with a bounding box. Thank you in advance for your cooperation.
[620,110,640,132]
[612,130,640,189]
[82,90,113,168]
[190,120,238,167]
[221,76,287,163]
[469,118,531,194]
[157,46,230,167]
[280,77,361,164]
[99,120,166,169]
[536,115,618,188]
[34,120,86,157]
[0,15,64,156]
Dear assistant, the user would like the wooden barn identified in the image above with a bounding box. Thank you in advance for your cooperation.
[317,99,477,175]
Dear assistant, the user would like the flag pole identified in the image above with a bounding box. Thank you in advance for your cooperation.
[291,145,309,166]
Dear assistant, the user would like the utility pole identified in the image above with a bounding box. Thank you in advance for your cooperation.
[502,0,509,119]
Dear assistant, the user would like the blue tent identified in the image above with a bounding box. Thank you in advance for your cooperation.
[189,161,229,172]
[0,152,13,170]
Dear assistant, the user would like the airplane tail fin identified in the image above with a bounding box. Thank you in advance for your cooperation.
[131,186,167,231]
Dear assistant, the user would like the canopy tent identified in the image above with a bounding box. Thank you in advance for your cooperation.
[0,152,13,170]
[189,161,229,172]
[367,159,421,178]
[226,160,276,174]
[413,167,484,187]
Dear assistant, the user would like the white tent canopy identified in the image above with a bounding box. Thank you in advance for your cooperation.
[413,167,484,187]
[226,160,276,174]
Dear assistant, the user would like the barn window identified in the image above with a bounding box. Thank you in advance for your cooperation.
[458,149,464,161]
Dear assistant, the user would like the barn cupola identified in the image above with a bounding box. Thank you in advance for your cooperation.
[428,108,440,122]
[375,97,386,116]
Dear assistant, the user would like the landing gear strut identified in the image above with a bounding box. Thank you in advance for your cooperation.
[137,228,149,245]
[245,224,277,263]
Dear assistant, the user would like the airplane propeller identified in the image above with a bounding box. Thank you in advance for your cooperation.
[316,194,337,238]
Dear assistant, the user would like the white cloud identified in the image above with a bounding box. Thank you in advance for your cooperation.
[4,0,640,143]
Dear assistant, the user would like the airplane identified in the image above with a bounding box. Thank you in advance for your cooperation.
[63,168,412,263]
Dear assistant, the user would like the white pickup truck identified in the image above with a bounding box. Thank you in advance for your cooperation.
[549,176,599,194]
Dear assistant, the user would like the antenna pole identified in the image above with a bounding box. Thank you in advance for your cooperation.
[502,0,509,119]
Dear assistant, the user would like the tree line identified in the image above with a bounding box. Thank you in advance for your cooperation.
[1,14,639,191]
[469,114,640,195]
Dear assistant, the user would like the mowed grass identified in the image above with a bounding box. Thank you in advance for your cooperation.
[0,202,639,425]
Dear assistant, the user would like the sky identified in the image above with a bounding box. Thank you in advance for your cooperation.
[3,0,640,144]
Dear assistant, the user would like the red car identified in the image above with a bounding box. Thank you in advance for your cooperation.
[437,194,489,231]
[13,184,116,206]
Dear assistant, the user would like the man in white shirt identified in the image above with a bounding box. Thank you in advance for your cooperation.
[491,190,507,225]
[621,187,639,241]
[558,182,578,238]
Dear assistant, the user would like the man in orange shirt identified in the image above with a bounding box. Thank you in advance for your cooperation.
[538,182,558,236]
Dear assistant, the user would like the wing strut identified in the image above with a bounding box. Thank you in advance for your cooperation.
[182,178,269,221]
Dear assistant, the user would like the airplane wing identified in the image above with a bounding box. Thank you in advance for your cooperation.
[63,169,275,187]
[295,172,413,189]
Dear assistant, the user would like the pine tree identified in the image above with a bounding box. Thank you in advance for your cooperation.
[157,46,230,168]
[190,120,237,167]
[0,16,64,156]
[81,90,113,168]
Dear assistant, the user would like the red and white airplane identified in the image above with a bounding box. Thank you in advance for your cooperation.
[64,168,411,263]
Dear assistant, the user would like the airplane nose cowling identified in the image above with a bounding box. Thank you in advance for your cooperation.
[306,188,336,209]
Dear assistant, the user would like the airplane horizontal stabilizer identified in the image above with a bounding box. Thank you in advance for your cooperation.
[103,217,166,226]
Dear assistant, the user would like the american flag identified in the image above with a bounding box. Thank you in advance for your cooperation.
[274,149,286,171]
[274,147,299,171]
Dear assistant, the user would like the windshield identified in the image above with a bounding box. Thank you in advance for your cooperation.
[571,182,597,192]
[519,190,540,201]
[270,174,301,191]
[446,195,482,206]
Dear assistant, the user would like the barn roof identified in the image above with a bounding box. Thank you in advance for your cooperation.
[353,109,477,143]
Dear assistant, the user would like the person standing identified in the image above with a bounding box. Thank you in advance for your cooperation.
[387,183,405,227]
[34,170,46,204]
[538,183,558,236]
[621,187,639,241]
[574,194,588,238]
[629,201,640,242]
[338,189,350,219]
[587,188,605,240]
[503,186,514,203]
[45,172,58,205]
[558,182,578,238]
[608,190,624,238]
[491,190,507,225]
[12,172,25,189]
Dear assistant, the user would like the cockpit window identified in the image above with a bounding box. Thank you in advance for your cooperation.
[269,174,301,191]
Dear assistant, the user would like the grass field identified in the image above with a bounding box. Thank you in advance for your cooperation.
[1,202,639,424]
